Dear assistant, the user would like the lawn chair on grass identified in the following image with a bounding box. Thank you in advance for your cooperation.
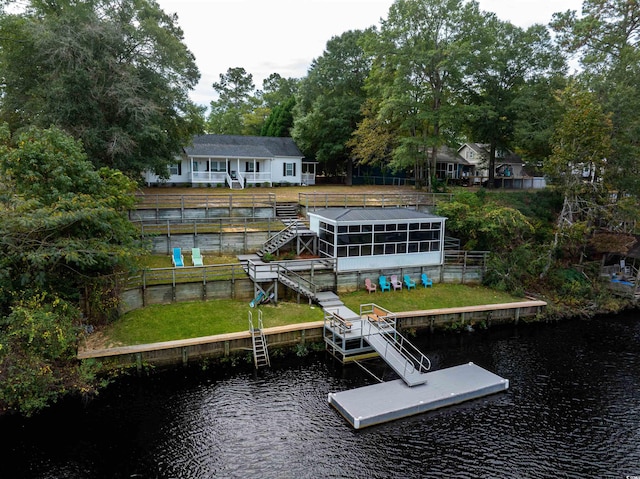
[365,278,377,293]
[379,275,391,292]
[403,274,416,290]
[421,273,433,288]
[191,247,204,266]
[172,247,184,267]
[390,275,403,291]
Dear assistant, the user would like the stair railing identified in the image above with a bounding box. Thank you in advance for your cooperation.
[365,319,431,376]
[261,222,299,253]
[278,266,318,299]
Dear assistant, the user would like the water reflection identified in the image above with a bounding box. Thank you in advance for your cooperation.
[1,312,639,478]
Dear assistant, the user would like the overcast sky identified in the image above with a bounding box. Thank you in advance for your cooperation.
[156,0,584,107]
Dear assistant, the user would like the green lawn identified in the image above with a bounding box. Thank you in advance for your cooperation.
[102,284,520,347]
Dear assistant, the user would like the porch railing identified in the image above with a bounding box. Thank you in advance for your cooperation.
[191,171,226,184]
[244,172,272,185]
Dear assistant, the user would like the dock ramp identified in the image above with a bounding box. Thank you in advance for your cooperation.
[361,319,430,386]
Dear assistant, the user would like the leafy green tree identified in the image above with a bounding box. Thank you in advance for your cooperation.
[542,83,613,273]
[512,76,566,165]
[436,190,534,251]
[358,0,484,188]
[0,0,202,179]
[207,67,261,135]
[261,96,296,137]
[461,19,566,186]
[261,73,299,110]
[0,125,144,415]
[552,0,640,205]
[292,29,372,181]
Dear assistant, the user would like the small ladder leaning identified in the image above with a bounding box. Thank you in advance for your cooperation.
[249,310,270,369]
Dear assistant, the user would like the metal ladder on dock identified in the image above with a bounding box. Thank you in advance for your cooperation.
[249,310,270,369]
[362,318,431,387]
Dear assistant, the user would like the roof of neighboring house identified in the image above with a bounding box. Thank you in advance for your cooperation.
[431,146,471,165]
[589,233,639,256]
[457,143,524,165]
[458,142,488,156]
[308,208,445,223]
[184,135,304,159]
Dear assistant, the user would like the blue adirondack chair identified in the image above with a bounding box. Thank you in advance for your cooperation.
[421,273,433,288]
[403,274,416,290]
[379,275,391,292]
[172,247,184,267]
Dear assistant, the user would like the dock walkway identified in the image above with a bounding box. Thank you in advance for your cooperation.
[329,362,509,429]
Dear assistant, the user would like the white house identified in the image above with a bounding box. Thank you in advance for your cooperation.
[457,143,525,179]
[144,134,316,188]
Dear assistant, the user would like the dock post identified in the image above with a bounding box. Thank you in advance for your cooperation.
[136,353,143,374]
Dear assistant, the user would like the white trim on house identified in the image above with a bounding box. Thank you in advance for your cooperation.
[144,135,313,188]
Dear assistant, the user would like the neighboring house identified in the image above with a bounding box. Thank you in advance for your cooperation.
[457,143,525,179]
[144,135,316,188]
[431,146,473,182]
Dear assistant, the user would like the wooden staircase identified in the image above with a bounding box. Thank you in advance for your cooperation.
[257,219,311,257]
[275,202,299,219]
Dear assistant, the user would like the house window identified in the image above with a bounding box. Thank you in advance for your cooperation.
[283,162,296,177]
[468,151,475,160]
[210,161,225,172]
[245,161,259,173]
[169,163,181,175]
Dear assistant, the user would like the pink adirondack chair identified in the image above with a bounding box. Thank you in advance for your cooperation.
[390,275,403,291]
[365,278,377,293]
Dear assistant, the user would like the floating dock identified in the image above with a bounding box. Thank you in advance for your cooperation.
[328,362,509,429]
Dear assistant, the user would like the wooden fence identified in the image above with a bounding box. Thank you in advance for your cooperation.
[298,192,453,211]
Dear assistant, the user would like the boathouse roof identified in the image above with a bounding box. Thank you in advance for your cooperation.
[308,208,445,222]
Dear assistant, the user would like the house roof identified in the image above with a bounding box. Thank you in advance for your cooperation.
[457,143,524,165]
[431,146,471,165]
[458,143,487,156]
[184,135,303,159]
[309,208,445,223]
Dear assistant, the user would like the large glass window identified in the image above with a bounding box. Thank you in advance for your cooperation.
[320,219,442,258]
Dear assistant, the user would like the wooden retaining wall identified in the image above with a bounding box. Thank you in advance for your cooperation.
[80,301,546,369]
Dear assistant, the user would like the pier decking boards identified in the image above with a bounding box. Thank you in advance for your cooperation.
[329,362,509,429]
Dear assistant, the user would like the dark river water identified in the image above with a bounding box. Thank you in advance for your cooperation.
[2,311,640,479]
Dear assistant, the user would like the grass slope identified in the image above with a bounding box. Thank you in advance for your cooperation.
[103,284,519,347]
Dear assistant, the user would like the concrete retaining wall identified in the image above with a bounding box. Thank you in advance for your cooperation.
[148,231,273,255]
[130,206,275,222]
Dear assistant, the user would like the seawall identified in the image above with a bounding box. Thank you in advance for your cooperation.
[79,300,546,370]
